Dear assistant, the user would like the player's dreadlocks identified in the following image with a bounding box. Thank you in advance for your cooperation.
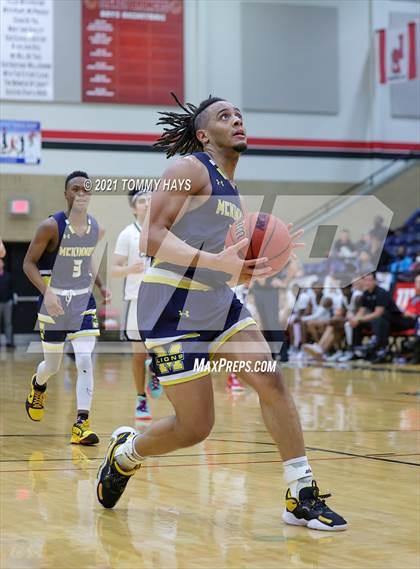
[154,92,224,158]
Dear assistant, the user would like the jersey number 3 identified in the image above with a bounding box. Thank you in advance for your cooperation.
[72,259,82,278]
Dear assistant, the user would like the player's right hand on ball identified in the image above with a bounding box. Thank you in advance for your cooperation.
[44,288,65,317]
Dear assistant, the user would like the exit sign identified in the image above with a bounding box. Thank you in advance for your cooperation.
[9,199,31,215]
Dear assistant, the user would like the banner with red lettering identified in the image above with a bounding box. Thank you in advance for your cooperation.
[82,0,183,105]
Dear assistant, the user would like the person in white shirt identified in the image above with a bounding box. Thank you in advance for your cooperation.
[302,297,334,342]
[303,279,364,361]
[112,190,162,422]
[287,285,320,352]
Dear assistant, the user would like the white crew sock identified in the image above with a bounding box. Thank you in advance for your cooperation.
[283,455,313,498]
[114,434,145,471]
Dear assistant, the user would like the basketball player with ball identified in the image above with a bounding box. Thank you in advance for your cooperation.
[97,95,347,531]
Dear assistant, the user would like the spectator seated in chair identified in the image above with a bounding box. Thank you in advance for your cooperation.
[303,297,334,344]
[401,274,420,364]
[303,279,364,362]
[389,246,413,278]
[347,273,416,364]
[287,284,321,353]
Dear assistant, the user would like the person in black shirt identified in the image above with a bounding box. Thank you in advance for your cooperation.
[0,258,14,348]
[349,272,414,362]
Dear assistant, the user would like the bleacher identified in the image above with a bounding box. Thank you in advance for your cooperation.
[384,209,420,262]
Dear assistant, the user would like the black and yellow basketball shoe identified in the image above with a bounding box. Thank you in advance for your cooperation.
[96,428,140,509]
[25,375,47,421]
[283,481,347,531]
[70,419,100,445]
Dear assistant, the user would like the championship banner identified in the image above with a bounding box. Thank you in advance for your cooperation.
[377,21,418,84]
[82,0,184,105]
[0,0,53,100]
[0,120,41,164]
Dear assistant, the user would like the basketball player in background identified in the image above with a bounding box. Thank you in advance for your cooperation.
[97,96,347,531]
[112,189,162,423]
[23,171,111,444]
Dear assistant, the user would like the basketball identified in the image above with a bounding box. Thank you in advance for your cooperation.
[225,212,293,273]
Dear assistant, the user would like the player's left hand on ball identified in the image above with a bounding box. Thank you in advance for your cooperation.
[287,223,305,252]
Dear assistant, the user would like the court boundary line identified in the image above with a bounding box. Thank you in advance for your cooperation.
[0,428,418,438]
[209,439,420,467]
[1,452,418,472]
[2,451,417,464]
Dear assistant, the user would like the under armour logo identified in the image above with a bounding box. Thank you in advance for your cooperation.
[178,310,190,318]
[216,179,224,186]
